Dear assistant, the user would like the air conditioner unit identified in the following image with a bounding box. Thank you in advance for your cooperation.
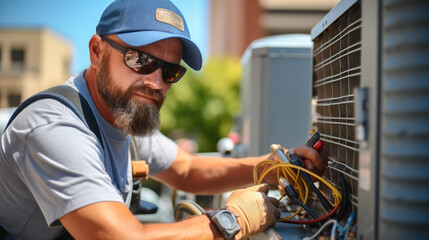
[240,34,313,157]
[310,0,429,239]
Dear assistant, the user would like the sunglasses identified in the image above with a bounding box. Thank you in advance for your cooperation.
[102,37,187,83]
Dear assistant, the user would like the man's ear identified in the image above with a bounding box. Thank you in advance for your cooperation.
[88,34,105,69]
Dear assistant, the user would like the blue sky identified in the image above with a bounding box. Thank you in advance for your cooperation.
[0,0,210,75]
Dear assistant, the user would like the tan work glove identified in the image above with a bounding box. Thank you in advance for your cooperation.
[225,184,280,239]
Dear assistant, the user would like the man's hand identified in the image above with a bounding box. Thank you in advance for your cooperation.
[293,145,328,178]
[225,184,280,239]
[258,145,328,185]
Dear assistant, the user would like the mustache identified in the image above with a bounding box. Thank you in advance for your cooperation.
[126,84,164,107]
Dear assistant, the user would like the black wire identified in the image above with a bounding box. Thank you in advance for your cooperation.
[293,197,319,220]
[286,151,334,212]
[335,172,350,222]
[302,172,334,212]
[280,179,321,227]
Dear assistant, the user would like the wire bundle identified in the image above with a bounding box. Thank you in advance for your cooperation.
[253,148,342,223]
[303,212,356,240]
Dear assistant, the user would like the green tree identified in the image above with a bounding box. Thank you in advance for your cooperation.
[160,56,242,152]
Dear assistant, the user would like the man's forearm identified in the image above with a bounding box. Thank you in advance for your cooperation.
[143,214,224,240]
[180,155,263,195]
[153,148,267,195]
[61,201,224,240]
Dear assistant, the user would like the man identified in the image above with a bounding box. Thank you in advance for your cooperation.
[0,0,327,239]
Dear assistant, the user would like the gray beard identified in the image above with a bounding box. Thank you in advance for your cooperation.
[96,54,164,136]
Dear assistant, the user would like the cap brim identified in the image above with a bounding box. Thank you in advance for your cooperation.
[117,31,202,71]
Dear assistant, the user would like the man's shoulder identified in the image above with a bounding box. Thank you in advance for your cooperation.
[7,97,85,135]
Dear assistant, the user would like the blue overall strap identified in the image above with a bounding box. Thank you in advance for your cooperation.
[1,85,103,239]
[4,85,103,148]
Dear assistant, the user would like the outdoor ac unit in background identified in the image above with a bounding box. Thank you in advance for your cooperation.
[240,34,313,157]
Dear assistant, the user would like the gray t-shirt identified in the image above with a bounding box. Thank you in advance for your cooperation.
[0,70,177,239]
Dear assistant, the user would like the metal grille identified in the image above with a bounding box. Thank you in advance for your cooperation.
[312,3,361,210]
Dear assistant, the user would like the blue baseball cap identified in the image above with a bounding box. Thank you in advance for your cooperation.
[96,0,202,71]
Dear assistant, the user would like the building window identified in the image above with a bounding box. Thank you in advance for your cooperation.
[11,48,25,71]
[8,94,21,107]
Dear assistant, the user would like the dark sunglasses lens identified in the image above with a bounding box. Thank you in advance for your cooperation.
[125,50,158,74]
[163,65,186,83]
[124,48,185,83]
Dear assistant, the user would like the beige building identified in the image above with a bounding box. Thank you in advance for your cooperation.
[0,28,72,108]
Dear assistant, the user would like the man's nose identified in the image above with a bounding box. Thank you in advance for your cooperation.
[141,68,164,89]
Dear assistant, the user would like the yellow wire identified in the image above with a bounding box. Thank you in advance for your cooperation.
[253,151,342,221]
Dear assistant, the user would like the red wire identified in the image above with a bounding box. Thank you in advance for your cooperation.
[280,204,340,225]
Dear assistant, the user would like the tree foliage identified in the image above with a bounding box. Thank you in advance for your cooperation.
[160,56,242,152]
